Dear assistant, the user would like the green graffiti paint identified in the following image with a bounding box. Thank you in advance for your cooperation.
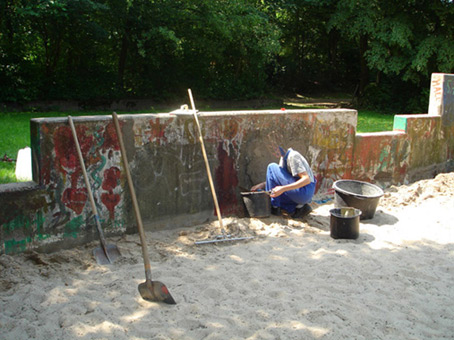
[112,218,126,231]
[393,116,407,132]
[4,237,32,255]
[3,215,31,234]
[35,211,51,241]
[378,147,390,171]
[91,152,106,191]
[2,212,50,243]
[64,215,84,238]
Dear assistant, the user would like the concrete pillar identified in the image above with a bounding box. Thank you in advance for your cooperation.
[428,73,454,126]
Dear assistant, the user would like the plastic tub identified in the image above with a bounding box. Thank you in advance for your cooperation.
[241,191,270,217]
[329,207,361,239]
[333,180,384,220]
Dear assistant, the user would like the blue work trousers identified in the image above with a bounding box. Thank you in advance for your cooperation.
[265,163,316,213]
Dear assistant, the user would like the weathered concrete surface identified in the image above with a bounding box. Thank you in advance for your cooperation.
[429,73,454,127]
[1,109,359,254]
[1,73,454,255]
[352,131,409,185]
[0,182,51,255]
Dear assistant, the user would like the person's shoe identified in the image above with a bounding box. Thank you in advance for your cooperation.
[271,206,281,216]
[292,204,312,219]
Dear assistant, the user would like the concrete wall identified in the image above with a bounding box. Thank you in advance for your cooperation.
[1,73,453,255]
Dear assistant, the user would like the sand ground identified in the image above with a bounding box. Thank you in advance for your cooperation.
[1,173,454,340]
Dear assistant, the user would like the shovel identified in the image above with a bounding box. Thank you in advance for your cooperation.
[68,116,121,265]
[112,112,176,304]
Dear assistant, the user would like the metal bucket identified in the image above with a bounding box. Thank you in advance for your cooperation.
[241,191,270,217]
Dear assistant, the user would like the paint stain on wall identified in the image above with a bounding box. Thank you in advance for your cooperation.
[101,166,122,219]
[54,125,93,214]
[216,143,239,215]
[52,122,124,220]
[148,117,169,145]
[2,211,47,254]
[64,215,83,238]
[102,122,121,152]
[62,187,88,215]
[54,125,93,174]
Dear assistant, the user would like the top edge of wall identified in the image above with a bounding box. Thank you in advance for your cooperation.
[30,108,357,123]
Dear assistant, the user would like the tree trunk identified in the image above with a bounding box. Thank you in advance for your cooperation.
[118,31,129,91]
[358,34,369,96]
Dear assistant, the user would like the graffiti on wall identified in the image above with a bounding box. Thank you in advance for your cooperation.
[430,73,454,126]
[133,116,176,147]
[211,117,244,215]
[5,84,453,256]
[50,121,126,234]
[130,115,244,217]
[406,117,445,168]
[2,212,46,254]
[0,119,128,255]
[352,134,409,186]
[311,115,355,194]
[431,74,444,109]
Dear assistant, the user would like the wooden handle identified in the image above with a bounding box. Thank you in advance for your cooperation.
[112,112,152,280]
[68,116,111,261]
[188,89,224,229]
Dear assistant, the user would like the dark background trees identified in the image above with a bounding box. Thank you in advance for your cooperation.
[1,0,453,111]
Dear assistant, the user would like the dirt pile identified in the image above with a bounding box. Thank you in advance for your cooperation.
[381,172,454,209]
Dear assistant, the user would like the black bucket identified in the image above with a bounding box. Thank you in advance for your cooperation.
[333,180,384,220]
[329,207,361,239]
[241,191,270,217]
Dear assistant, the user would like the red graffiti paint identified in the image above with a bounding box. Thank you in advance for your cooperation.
[215,143,239,215]
[101,167,121,219]
[101,193,121,219]
[54,125,95,215]
[54,126,79,172]
[41,155,52,185]
[102,167,121,191]
[221,119,240,140]
[148,118,168,145]
[102,122,121,152]
[54,125,94,173]
[62,187,88,215]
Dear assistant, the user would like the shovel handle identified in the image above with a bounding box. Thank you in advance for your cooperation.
[112,112,152,281]
[68,116,112,263]
[188,89,224,230]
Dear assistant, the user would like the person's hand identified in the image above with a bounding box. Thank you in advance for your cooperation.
[251,182,266,191]
[270,186,285,197]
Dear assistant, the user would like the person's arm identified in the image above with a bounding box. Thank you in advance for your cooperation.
[251,182,266,191]
[270,172,311,197]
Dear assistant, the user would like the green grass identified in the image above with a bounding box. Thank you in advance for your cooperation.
[0,162,16,184]
[357,110,394,133]
[0,111,126,184]
[0,108,394,184]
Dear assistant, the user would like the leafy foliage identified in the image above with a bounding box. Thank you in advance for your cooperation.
[0,0,453,107]
[328,0,454,110]
[0,0,281,101]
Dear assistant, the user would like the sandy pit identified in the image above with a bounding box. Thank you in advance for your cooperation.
[1,173,454,339]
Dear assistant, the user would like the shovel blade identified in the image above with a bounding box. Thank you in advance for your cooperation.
[139,280,176,304]
[93,244,122,265]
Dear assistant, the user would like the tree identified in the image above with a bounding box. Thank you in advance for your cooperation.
[329,0,454,106]
[105,0,281,99]
[1,0,453,106]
